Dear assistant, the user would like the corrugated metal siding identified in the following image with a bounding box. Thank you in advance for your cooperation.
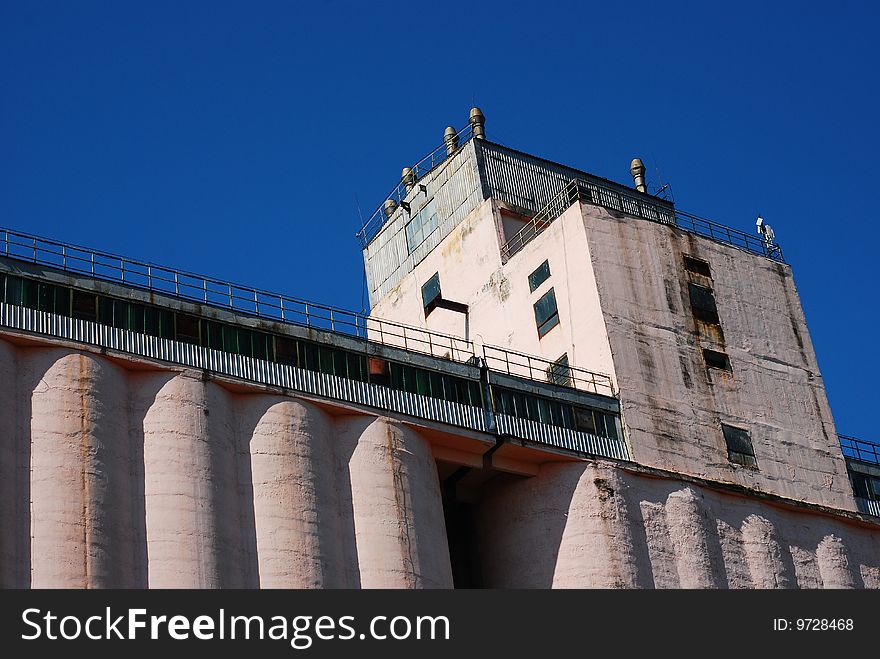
[0,303,487,434]
[364,141,482,306]
[495,413,630,460]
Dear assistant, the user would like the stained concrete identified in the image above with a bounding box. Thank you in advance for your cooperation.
[2,335,877,589]
[477,461,880,588]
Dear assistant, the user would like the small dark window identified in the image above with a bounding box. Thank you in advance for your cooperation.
[534,288,560,338]
[71,290,97,322]
[703,348,731,371]
[688,283,720,324]
[547,353,573,387]
[421,272,442,316]
[176,314,201,345]
[574,408,597,434]
[722,423,757,468]
[684,255,712,277]
[528,260,551,292]
[275,337,298,366]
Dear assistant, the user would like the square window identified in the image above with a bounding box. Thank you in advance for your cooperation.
[684,255,712,277]
[547,353,573,387]
[722,423,757,468]
[421,272,442,316]
[528,260,551,292]
[703,348,731,371]
[688,283,720,324]
[176,314,201,345]
[534,288,560,338]
[72,290,97,322]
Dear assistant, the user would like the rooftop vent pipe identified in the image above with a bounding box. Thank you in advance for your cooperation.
[469,107,486,140]
[401,167,416,193]
[630,158,647,193]
[383,199,398,218]
[444,126,459,155]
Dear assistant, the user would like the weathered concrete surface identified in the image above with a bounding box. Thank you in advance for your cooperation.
[478,461,880,588]
[369,199,618,387]
[341,415,453,589]
[138,372,254,588]
[0,340,20,587]
[27,350,135,587]
[243,397,347,588]
[2,335,877,589]
[579,202,853,510]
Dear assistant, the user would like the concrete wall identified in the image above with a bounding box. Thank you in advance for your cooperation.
[477,460,880,589]
[370,196,852,512]
[578,203,853,511]
[0,335,452,589]
[370,199,618,385]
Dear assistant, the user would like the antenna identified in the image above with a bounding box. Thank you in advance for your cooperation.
[756,213,779,256]
[650,158,675,203]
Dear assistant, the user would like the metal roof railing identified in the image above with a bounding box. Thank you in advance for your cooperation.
[1,226,620,402]
[356,123,475,247]
[500,178,785,263]
[1,226,476,364]
[840,434,880,466]
[483,344,615,397]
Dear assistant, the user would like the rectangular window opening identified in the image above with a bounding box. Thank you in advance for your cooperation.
[722,423,757,468]
[528,260,551,292]
[684,255,712,277]
[547,353,573,387]
[421,272,442,316]
[703,348,731,371]
[534,288,560,338]
[688,282,720,325]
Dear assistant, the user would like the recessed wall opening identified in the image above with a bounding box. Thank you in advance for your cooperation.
[437,459,527,588]
[684,255,712,277]
[703,348,731,371]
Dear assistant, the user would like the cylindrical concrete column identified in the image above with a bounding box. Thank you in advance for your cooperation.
[246,397,346,588]
[140,372,246,588]
[742,514,792,588]
[552,466,642,588]
[0,340,19,587]
[817,534,856,589]
[28,349,133,588]
[665,487,722,588]
[343,416,452,588]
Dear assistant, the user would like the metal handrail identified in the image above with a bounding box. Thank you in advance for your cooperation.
[482,343,615,397]
[0,226,476,364]
[840,434,880,466]
[499,178,785,263]
[356,122,475,246]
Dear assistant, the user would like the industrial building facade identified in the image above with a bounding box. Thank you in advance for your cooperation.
[1,110,878,588]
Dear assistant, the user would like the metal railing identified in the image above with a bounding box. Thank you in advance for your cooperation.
[356,123,475,247]
[483,344,615,397]
[1,226,476,364]
[674,210,783,261]
[499,178,785,263]
[840,434,880,466]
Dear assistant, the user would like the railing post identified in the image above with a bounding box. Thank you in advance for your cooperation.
[147,265,152,290]
[121,258,125,282]
[91,253,95,276]
[32,237,37,263]
[254,290,259,315]
[330,308,335,331]
[174,271,179,296]
[203,279,208,303]
[304,302,310,327]
[280,297,285,321]
[228,284,233,308]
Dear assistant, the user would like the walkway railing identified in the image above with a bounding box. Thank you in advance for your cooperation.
[499,178,784,263]
[483,344,615,397]
[840,434,880,465]
[1,226,476,364]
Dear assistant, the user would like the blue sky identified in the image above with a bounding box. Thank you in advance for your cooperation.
[1,2,877,439]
